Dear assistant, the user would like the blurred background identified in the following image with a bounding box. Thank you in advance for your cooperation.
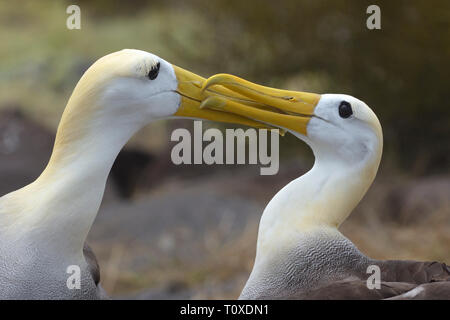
[0,0,449,298]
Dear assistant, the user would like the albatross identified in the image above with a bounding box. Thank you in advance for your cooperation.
[200,74,450,300]
[0,49,274,299]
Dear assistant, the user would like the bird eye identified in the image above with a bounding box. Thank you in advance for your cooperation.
[148,62,160,80]
[338,101,353,118]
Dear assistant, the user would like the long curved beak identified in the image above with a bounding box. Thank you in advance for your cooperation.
[172,66,277,130]
[198,73,321,135]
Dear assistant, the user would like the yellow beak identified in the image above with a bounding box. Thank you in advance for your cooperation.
[198,73,321,136]
[172,65,275,130]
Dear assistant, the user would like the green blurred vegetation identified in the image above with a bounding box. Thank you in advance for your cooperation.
[0,0,449,174]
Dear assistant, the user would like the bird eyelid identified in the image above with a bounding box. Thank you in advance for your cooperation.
[148,62,161,80]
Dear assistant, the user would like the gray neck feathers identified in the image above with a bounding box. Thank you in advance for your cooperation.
[240,229,372,299]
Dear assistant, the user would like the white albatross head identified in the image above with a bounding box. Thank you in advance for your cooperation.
[300,94,383,176]
[200,74,383,171]
[53,49,268,155]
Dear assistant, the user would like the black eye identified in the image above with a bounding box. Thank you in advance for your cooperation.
[148,62,160,80]
[338,101,353,118]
